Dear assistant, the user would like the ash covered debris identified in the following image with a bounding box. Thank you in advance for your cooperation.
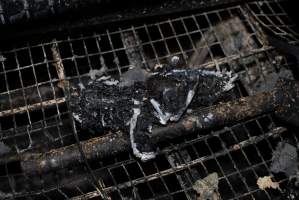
[270,142,299,200]
[187,15,294,96]
[88,66,108,80]
[238,52,294,96]
[270,142,298,177]
[70,65,237,161]
[189,17,259,67]
[193,172,220,200]
[257,176,281,191]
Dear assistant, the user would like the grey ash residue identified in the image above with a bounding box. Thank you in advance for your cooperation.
[270,142,299,200]
[193,172,220,200]
[70,77,142,131]
[271,142,298,177]
[69,66,237,161]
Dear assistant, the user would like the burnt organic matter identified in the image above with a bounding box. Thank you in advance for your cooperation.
[69,66,237,161]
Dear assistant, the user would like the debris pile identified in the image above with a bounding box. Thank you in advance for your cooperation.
[189,17,258,66]
[70,65,237,161]
[193,172,220,200]
[270,142,299,199]
[257,176,281,191]
[270,142,298,176]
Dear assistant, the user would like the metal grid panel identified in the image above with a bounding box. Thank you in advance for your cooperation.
[0,0,298,199]
[247,0,299,43]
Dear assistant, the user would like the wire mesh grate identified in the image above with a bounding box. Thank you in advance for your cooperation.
[0,0,298,199]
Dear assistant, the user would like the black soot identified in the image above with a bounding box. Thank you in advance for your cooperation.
[69,66,237,161]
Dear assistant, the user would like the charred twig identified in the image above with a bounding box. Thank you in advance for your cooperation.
[0,84,64,117]
[51,42,68,90]
[1,79,298,174]
[0,98,65,117]
[20,131,131,174]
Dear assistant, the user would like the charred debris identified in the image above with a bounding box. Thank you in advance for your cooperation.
[1,70,298,176]
[1,2,299,199]
[69,64,238,161]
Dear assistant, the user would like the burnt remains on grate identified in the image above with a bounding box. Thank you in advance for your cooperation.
[1,0,299,199]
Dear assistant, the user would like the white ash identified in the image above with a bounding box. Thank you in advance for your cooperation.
[50,158,59,168]
[162,88,171,96]
[165,69,223,77]
[170,56,180,66]
[88,66,107,80]
[150,98,172,125]
[96,76,111,82]
[73,113,82,123]
[222,71,238,92]
[186,89,195,106]
[102,98,115,104]
[101,115,106,127]
[165,69,187,76]
[187,109,193,114]
[78,83,85,90]
[133,99,141,105]
[198,69,223,77]
[92,112,97,117]
[103,79,119,86]
[154,63,164,70]
[129,104,156,162]
[203,113,214,123]
[148,125,153,133]
[165,69,237,92]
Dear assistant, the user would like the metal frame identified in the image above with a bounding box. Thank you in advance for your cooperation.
[0,0,298,199]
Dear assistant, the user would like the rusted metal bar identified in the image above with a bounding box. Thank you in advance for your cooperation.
[151,90,276,143]
[152,79,299,142]
[20,131,131,174]
[11,126,287,200]
[1,79,298,175]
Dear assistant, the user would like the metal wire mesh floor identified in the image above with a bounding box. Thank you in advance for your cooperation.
[0,0,299,199]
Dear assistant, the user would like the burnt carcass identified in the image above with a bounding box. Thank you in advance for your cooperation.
[70,66,237,161]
